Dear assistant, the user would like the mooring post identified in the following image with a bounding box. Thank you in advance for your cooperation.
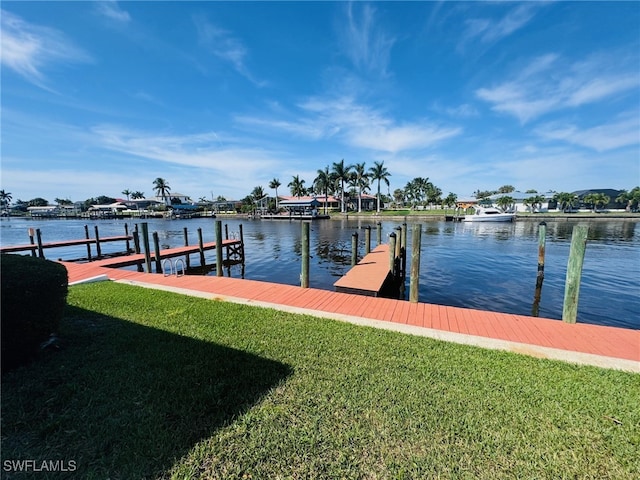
[301,222,310,288]
[562,224,589,324]
[28,228,37,257]
[389,232,397,278]
[183,227,191,269]
[239,224,245,261]
[152,232,162,273]
[365,226,371,254]
[35,228,44,259]
[84,224,92,261]
[409,223,422,303]
[133,224,140,253]
[376,222,382,245]
[401,223,408,279]
[215,220,223,277]
[395,226,402,259]
[351,232,359,266]
[225,223,229,240]
[94,225,102,258]
[141,222,152,273]
[532,222,547,316]
[197,227,205,270]
[124,223,131,252]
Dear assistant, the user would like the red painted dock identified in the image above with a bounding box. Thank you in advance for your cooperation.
[60,260,640,372]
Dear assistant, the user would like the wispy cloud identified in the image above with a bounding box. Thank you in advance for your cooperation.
[0,10,91,89]
[339,3,395,77]
[95,1,131,24]
[193,15,264,86]
[460,3,540,47]
[476,53,639,123]
[534,113,640,152]
[237,96,461,153]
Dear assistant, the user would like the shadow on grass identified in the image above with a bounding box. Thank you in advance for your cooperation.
[1,305,291,479]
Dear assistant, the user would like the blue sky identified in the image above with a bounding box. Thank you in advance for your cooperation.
[1,1,639,203]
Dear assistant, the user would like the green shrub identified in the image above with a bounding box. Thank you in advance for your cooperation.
[1,254,68,372]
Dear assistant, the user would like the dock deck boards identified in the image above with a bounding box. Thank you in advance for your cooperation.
[61,260,640,371]
[333,244,393,296]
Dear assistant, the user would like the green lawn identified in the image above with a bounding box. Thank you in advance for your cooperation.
[2,282,638,479]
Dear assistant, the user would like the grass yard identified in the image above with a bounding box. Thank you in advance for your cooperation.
[2,282,639,479]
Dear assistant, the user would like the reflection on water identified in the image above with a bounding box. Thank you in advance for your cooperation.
[1,217,638,330]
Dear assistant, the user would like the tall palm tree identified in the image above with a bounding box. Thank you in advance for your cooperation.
[152,178,171,205]
[368,161,391,213]
[0,190,13,208]
[268,178,281,211]
[331,159,353,213]
[314,166,332,215]
[122,189,132,201]
[352,162,370,213]
[288,175,306,198]
[132,191,145,199]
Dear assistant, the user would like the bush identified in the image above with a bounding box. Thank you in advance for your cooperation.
[1,254,68,372]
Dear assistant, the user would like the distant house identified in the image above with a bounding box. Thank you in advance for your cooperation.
[347,193,377,211]
[27,206,59,217]
[279,195,341,212]
[572,189,623,210]
[485,191,557,212]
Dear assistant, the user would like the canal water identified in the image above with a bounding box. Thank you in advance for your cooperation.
[1,217,638,330]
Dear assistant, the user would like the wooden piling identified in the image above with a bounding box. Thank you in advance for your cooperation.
[562,224,589,324]
[401,223,408,279]
[141,222,152,273]
[532,222,547,316]
[94,226,102,258]
[152,232,162,273]
[215,220,223,277]
[395,226,402,260]
[409,223,422,303]
[197,228,205,269]
[239,224,245,261]
[35,229,44,259]
[124,223,131,252]
[84,225,92,261]
[351,232,358,266]
[183,227,191,269]
[28,228,36,257]
[301,222,310,288]
[133,225,141,254]
[376,222,382,245]
[389,232,397,277]
[365,226,371,254]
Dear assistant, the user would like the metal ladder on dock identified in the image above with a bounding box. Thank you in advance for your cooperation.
[162,258,186,277]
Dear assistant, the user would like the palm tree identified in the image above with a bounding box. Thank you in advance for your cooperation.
[122,189,132,201]
[496,195,515,212]
[443,192,458,210]
[288,175,306,198]
[554,192,578,212]
[0,190,13,208]
[152,178,171,205]
[584,193,610,212]
[331,159,353,213]
[268,178,281,211]
[615,188,640,212]
[393,188,405,208]
[314,166,332,215]
[368,161,391,213]
[132,191,145,199]
[352,162,370,213]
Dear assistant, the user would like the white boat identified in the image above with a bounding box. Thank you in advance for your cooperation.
[463,206,515,222]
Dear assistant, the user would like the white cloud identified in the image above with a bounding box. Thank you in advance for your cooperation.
[460,3,540,48]
[193,15,264,86]
[236,95,461,153]
[0,10,91,89]
[95,1,131,24]
[340,3,395,76]
[534,113,640,152]
[476,53,640,123]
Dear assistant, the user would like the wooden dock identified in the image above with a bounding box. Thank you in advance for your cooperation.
[334,244,395,296]
[0,236,132,256]
[61,261,640,372]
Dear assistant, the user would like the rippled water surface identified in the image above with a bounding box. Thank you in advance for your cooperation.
[2,217,638,330]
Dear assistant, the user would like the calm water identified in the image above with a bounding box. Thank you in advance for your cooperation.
[1,217,638,330]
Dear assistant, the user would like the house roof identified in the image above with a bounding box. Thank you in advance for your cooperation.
[279,198,321,207]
